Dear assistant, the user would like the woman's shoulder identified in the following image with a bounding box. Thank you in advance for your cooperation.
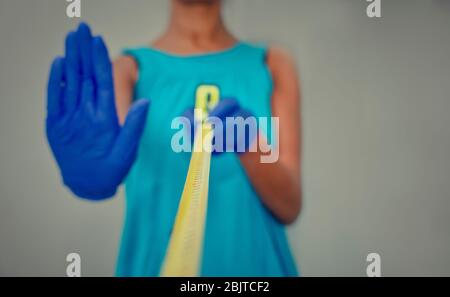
[238,42,295,62]
[113,55,138,85]
[112,46,157,84]
[266,46,297,75]
[265,45,299,90]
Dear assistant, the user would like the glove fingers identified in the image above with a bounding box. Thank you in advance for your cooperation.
[182,108,195,122]
[64,31,81,114]
[92,36,116,119]
[47,57,65,117]
[111,99,150,161]
[208,98,240,119]
[76,22,94,80]
[233,109,258,153]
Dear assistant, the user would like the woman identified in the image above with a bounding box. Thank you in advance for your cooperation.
[46,0,301,276]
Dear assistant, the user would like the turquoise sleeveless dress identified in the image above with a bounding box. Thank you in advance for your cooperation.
[116,42,298,277]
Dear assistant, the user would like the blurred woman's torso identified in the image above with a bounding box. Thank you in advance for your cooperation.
[116,42,298,276]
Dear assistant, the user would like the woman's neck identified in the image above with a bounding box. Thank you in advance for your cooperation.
[153,0,237,55]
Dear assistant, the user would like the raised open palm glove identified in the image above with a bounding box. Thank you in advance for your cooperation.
[46,23,150,200]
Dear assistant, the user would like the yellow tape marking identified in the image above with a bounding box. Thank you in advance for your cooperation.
[160,85,219,277]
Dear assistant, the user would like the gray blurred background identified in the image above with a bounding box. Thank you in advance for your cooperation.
[1,0,449,276]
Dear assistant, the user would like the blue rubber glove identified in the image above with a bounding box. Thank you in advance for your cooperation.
[46,23,150,200]
[182,98,257,155]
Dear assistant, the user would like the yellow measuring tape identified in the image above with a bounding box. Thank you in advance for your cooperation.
[160,85,220,277]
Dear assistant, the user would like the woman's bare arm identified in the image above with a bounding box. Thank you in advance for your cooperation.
[239,47,302,225]
[113,56,138,124]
